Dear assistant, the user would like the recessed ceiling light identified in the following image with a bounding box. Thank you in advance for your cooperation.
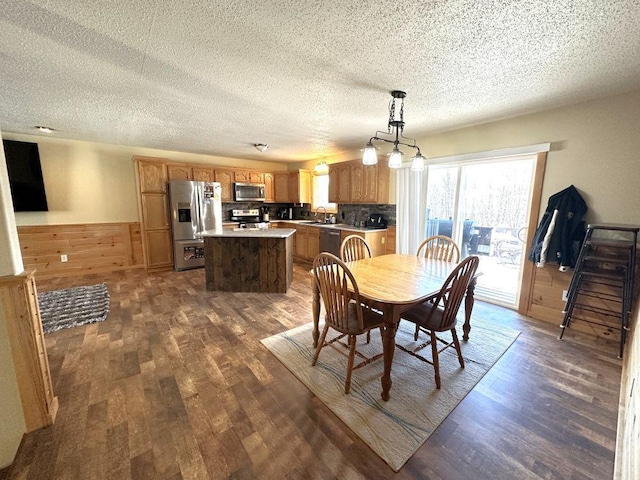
[254,143,268,152]
[35,126,54,133]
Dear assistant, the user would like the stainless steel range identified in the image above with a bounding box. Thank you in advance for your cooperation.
[230,209,270,229]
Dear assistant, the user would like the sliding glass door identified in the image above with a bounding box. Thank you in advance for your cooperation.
[425,156,535,306]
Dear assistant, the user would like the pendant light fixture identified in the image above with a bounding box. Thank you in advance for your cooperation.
[314,161,329,175]
[362,90,425,170]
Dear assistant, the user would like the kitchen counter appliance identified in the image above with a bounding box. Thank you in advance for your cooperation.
[276,207,293,219]
[169,180,222,271]
[365,213,387,229]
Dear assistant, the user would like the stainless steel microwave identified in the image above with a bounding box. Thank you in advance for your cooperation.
[234,183,265,202]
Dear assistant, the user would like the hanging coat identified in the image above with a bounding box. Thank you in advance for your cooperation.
[528,185,587,269]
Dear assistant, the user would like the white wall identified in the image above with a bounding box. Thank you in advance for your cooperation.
[3,134,289,226]
[412,88,640,225]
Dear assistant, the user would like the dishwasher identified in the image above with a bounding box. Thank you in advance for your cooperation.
[319,228,342,257]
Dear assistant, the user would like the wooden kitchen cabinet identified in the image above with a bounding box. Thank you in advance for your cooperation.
[292,225,319,261]
[294,225,308,258]
[329,163,351,203]
[192,167,214,181]
[350,163,363,202]
[144,230,173,267]
[264,173,275,202]
[340,228,387,257]
[274,173,290,202]
[250,171,264,183]
[328,160,389,204]
[307,227,320,259]
[140,192,173,269]
[167,164,192,181]
[134,157,173,271]
[274,170,311,204]
[215,169,234,202]
[290,170,311,204]
[328,166,338,203]
[138,157,168,193]
[234,170,264,184]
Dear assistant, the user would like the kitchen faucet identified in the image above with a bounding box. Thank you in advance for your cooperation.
[315,206,327,223]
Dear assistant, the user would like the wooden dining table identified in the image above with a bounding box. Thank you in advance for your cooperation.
[311,254,480,401]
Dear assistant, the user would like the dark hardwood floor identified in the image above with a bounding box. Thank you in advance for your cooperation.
[6,264,622,479]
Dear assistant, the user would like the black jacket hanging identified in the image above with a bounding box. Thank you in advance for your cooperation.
[528,185,587,270]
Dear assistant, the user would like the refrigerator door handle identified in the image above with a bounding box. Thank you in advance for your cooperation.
[195,185,204,234]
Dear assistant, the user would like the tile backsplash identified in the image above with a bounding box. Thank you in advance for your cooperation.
[338,204,396,226]
[224,202,396,226]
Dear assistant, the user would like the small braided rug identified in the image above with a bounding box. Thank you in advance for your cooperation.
[38,283,110,333]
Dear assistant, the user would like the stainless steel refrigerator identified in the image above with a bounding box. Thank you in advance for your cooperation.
[169,180,223,271]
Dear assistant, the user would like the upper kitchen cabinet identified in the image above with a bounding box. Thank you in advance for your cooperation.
[137,157,168,193]
[274,173,290,203]
[215,169,234,202]
[289,170,311,204]
[328,160,389,204]
[264,173,275,203]
[274,170,311,203]
[167,164,192,181]
[192,166,214,182]
[234,170,264,184]
[328,163,351,203]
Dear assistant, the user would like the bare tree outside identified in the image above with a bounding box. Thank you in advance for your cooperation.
[426,160,532,232]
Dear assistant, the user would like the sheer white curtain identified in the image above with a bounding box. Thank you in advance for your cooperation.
[396,165,428,254]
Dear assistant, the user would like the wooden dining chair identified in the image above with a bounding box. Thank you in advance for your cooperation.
[312,253,385,394]
[340,234,376,342]
[340,235,373,263]
[416,235,460,263]
[396,255,479,389]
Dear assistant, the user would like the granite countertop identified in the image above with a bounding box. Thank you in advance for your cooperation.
[200,228,295,238]
[276,219,388,233]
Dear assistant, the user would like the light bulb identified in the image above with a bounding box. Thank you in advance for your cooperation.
[362,142,378,165]
[388,147,403,169]
[410,152,425,171]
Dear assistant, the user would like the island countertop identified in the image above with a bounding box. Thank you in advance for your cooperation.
[200,228,295,238]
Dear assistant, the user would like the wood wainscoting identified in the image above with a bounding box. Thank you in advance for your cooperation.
[615,286,639,479]
[17,222,144,280]
[525,262,634,338]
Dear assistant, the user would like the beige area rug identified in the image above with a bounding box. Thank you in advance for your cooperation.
[261,319,519,472]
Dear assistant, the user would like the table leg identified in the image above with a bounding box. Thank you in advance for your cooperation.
[312,275,320,348]
[381,305,400,401]
[462,277,477,341]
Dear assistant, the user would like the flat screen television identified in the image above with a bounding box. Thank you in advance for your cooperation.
[2,139,49,212]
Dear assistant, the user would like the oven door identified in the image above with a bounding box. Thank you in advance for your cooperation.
[174,239,205,271]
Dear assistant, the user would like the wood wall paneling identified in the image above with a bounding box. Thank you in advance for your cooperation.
[614,275,639,479]
[17,223,144,280]
[0,271,58,432]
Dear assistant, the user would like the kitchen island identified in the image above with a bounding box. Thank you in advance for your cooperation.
[201,228,295,293]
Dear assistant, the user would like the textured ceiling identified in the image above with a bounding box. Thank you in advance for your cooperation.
[1,1,640,163]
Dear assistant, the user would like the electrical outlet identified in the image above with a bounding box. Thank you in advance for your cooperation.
[562,290,568,301]
[381,237,385,244]
[61,254,68,262]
